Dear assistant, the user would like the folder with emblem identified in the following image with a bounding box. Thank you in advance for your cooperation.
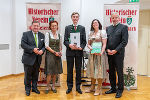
[70,32,80,47]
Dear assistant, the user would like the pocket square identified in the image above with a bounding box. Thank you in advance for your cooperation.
[41,39,44,41]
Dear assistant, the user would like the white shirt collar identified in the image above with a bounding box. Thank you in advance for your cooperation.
[49,30,59,39]
[90,30,101,33]
[72,24,78,26]
[32,31,38,34]
[112,22,120,26]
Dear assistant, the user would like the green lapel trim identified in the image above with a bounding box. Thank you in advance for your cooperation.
[71,24,79,33]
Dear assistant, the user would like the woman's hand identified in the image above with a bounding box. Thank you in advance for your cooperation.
[94,52,102,56]
[88,45,93,51]
[58,52,62,57]
[54,52,62,57]
[89,47,93,50]
[54,52,59,56]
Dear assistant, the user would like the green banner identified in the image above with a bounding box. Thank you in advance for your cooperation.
[129,0,139,3]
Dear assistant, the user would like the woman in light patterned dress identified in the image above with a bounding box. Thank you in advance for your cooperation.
[85,19,107,96]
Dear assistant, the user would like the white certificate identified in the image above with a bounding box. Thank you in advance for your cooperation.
[70,32,80,47]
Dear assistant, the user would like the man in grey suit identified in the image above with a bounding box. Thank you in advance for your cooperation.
[64,12,86,94]
[21,21,45,96]
[105,12,128,98]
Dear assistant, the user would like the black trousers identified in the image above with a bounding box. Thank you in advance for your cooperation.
[24,58,40,91]
[66,56,82,90]
[107,53,124,92]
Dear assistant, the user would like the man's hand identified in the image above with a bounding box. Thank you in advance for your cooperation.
[69,44,83,50]
[73,45,79,50]
[77,47,83,50]
[107,49,117,55]
[69,44,76,50]
[107,49,113,55]
[33,48,39,54]
[111,50,117,55]
[38,50,43,55]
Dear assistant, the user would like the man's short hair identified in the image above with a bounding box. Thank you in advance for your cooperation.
[32,20,40,25]
[111,12,119,17]
[71,12,80,17]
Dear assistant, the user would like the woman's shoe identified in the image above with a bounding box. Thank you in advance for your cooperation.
[45,89,50,94]
[51,87,57,93]
[45,84,51,94]
[85,88,95,93]
[94,88,102,96]
[85,85,95,93]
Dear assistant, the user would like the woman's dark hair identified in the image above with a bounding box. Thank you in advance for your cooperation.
[49,20,58,30]
[90,19,102,31]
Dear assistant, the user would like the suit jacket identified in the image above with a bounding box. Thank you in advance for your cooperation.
[106,23,128,55]
[64,25,86,56]
[21,31,45,66]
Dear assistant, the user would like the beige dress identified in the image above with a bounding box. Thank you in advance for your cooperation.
[86,30,108,79]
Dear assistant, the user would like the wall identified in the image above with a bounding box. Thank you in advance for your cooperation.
[138,10,150,76]
[0,0,12,76]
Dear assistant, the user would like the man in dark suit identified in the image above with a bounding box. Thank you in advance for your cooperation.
[21,21,45,96]
[105,12,128,98]
[64,12,86,94]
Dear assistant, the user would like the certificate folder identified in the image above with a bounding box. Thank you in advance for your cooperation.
[70,32,80,47]
[91,42,102,54]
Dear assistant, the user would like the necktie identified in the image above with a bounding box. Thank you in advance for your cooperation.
[34,33,38,47]
[74,26,76,31]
